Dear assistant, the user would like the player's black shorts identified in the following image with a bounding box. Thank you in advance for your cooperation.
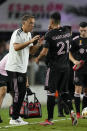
[0,74,11,93]
[45,66,69,93]
[0,74,8,87]
[74,71,87,88]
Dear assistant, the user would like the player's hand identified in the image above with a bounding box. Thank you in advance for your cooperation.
[73,60,84,71]
[34,57,39,64]
[30,35,40,43]
[37,36,44,46]
[73,60,81,65]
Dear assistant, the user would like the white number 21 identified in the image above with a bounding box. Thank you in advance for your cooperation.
[57,40,69,55]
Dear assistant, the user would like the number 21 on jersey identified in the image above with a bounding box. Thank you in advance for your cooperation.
[57,40,69,55]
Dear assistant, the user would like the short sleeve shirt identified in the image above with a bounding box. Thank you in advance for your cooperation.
[5,28,33,73]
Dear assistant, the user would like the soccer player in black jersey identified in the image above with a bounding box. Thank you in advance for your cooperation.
[69,22,87,119]
[35,12,77,126]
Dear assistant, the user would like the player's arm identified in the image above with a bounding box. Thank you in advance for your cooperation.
[35,37,49,64]
[69,38,80,65]
[30,36,44,55]
[34,31,50,63]
[69,52,80,65]
[14,35,40,51]
[35,48,48,64]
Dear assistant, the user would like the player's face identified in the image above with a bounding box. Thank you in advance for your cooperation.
[48,19,54,30]
[24,18,35,32]
[79,27,87,38]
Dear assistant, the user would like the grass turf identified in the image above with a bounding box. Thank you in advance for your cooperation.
[0,105,87,131]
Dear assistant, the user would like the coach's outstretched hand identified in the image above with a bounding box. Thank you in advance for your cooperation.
[30,35,40,43]
[37,36,44,46]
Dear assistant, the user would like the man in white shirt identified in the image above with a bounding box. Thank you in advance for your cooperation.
[5,14,41,125]
[0,53,33,123]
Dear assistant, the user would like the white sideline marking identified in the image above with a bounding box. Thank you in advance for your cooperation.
[0,118,71,129]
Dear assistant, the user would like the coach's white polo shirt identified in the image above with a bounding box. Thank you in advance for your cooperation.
[5,28,33,73]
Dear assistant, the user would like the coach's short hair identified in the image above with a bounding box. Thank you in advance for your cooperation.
[22,14,35,22]
[79,22,87,28]
[50,12,61,24]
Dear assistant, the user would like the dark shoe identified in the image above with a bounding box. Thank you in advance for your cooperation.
[58,114,65,117]
[63,103,69,115]
[0,117,3,123]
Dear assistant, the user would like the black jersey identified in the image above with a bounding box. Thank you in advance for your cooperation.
[44,26,71,70]
[70,36,87,72]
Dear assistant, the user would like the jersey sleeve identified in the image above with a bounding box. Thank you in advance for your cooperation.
[43,40,49,48]
[70,39,79,53]
[43,31,51,48]
[0,53,9,70]
[12,32,23,44]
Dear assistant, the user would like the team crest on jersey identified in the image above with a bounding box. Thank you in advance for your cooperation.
[79,48,85,54]
[79,40,82,45]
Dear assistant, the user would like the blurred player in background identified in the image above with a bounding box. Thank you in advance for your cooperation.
[0,54,8,123]
[69,22,87,118]
[0,53,33,123]
[35,12,77,126]
[5,14,43,125]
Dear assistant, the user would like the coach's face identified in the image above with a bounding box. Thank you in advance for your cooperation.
[79,27,87,38]
[23,18,35,32]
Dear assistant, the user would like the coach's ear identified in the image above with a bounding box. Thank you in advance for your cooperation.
[22,20,26,26]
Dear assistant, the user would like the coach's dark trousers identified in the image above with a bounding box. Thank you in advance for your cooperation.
[7,71,26,120]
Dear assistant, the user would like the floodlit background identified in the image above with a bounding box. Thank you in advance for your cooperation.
[0,0,87,106]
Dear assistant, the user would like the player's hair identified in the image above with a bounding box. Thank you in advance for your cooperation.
[50,12,61,25]
[79,22,87,28]
[22,14,35,22]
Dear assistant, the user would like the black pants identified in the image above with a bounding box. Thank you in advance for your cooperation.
[7,71,26,119]
[45,66,73,120]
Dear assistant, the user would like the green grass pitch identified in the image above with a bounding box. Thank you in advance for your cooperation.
[0,105,87,131]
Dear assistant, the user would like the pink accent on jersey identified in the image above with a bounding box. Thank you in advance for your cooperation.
[0,54,8,76]
[73,36,79,40]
